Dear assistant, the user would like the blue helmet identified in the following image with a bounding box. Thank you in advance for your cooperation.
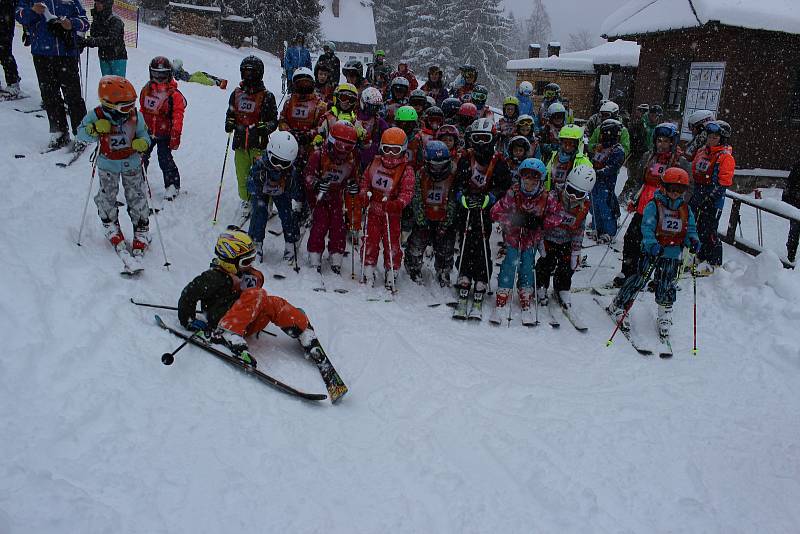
[517,158,546,196]
[424,140,451,177]
[653,122,680,149]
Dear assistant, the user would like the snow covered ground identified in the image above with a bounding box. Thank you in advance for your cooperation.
[2,24,800,534]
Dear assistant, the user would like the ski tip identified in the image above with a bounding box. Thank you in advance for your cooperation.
[154,314,165,327]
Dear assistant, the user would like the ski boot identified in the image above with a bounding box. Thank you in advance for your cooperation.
[489,289,510,324]
[468,281,486,321]
[606,301,630,331]
[557,290,572,309]
[309,252,322,272]
[329,253,343,275]
[298,325,325,363]
[46,132,71,151]
[657,304,673,338]
[362,265,376,286]
[235,199,251,227]
[283,242,297,266]
[218,79,228,90]
[131,224,151,258]
[103,220,125,250]
[407,267,423,285]
[612,273,626,288]
[254,241,264,263]
[213,328,257,367]
[164,185,179,201]
[3,82,20,97]
[384,269,397,293]
[452,277,471,320]
[694,261,715,276]
[519,287,535,326]
[536,286,548,307]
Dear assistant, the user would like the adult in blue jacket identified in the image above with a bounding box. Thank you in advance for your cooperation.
[16,0,89,149]
[282,32,310,94]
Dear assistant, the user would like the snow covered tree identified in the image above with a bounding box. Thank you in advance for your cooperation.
[524,0,551,55]
[565,28,596,52]
[233,0,320,56]
[400,0,458,80]
[451,0,515,101]
[373,0,408,62]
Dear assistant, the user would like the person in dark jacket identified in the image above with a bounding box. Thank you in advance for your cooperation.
[282,32,311,93]
[0,0,21,96]
[783,162,800,266]
[16,0,89,149]
[314,41,339,87]
[81,0,126,76]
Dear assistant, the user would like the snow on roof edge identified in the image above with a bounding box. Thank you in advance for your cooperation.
[507,40,640,73]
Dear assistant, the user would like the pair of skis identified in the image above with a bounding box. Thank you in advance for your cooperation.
[155,315,347,403]
[594,297,672,358]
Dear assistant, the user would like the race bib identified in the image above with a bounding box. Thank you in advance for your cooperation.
[292,104,311,119]
[108,133,130,150]
[324,169,346,184]
[470,169,487,188]
[240,273,260,289]
[561,213,576,226]
[371,170,394,193]
[695,159,710,173]
[661,211,683,233]
[649,162,667,177]
[143,95,164,112]
[426,183,446,205]
[237,97,256,113]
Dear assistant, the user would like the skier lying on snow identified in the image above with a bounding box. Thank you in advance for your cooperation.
[177,229,323,368]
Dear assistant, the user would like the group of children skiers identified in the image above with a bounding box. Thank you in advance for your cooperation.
[70,48,737,365]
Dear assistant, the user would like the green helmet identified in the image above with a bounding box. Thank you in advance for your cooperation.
[558,124,583,141]
[375,50,386,57]
[503,96,520,107]
[395,105,418,123]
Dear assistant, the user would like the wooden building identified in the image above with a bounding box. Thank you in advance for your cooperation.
[506,40,640,121]
[601,0,800,171]
[168,2,252,48]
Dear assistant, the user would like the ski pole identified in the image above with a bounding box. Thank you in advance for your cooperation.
[532,243,539,326]
[507,231,523,328]
[76,145,100,246]
[161,332,198,365]
[478,207,493,295]
[360,193,371,282]
[384,198,396,292]
[212,132,233,224]
[142,165,171,268]
[606,261,657,347]
[456,207,471,281]
[130,298,277,336]
[692,258,698,355]
[587,209,632,286]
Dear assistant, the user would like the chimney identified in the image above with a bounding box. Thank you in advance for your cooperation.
[528,43,541,58]
[547,41,561,57]
[332,0,339,17]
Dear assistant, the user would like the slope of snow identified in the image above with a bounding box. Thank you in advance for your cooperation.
[602,0,800,38]
[2,25,800,534]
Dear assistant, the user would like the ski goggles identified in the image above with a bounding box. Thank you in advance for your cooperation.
[337,93,357,105]
[471,93,487,103]
[519,168,543,180]
[101,99,136,114]
[663,183,688,194]
[238,250,256,267]
[544,90,557,98]
[362,103,382,115]
[332,138,356,153]
[470,132,494,145]
[565,183,588,200]
[380,144,405,156]
[427,159,450,173]
[269,154,292,170]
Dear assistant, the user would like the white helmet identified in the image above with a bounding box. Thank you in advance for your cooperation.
[687,109,715,128]
[518,81,533,96]
[361,86,383,108]
[599,100,620,115]
[548,102,566,116]
[566,165,596,196]
[266,131,298,168]
[292,67,314,82]
[171,58,183,71]
[391,76,410,88]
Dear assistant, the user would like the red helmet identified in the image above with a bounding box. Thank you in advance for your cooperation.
[149,56,172,83]
[662,167,689,186]
[327,120,358,156]
[457,102,478,119]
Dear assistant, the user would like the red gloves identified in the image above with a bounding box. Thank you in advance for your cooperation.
[169,133,181,150]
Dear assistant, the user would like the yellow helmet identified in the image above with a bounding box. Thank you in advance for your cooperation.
[214,229,255,269]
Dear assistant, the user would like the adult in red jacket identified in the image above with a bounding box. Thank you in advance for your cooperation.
[388,62,418,92]
[616,122,682,285]
[359,127,415,290]
[304,120,361,274]
[140,56,186,198]
[690,120,735,272]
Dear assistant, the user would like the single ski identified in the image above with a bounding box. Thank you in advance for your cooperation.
[544,299,561,328]
[154,315,327,402]
[658,334,673,359]
[56,145,88,167]
[558,303,589,332]
[593,297,654,355]
[452,288,469,320]
[571,282,617,294]
[520,307,539,327]
[303,340,348,403]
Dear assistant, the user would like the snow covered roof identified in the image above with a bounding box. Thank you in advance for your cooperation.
[601,0,800,38]
[318,0,377,46]
[506,40,640,73]
[168,2,221,13]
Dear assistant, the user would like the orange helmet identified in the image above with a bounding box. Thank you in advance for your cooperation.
[379,127,407,156]
[328,120,358,155]
[98,75,137,113]
[662,167,689,186]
